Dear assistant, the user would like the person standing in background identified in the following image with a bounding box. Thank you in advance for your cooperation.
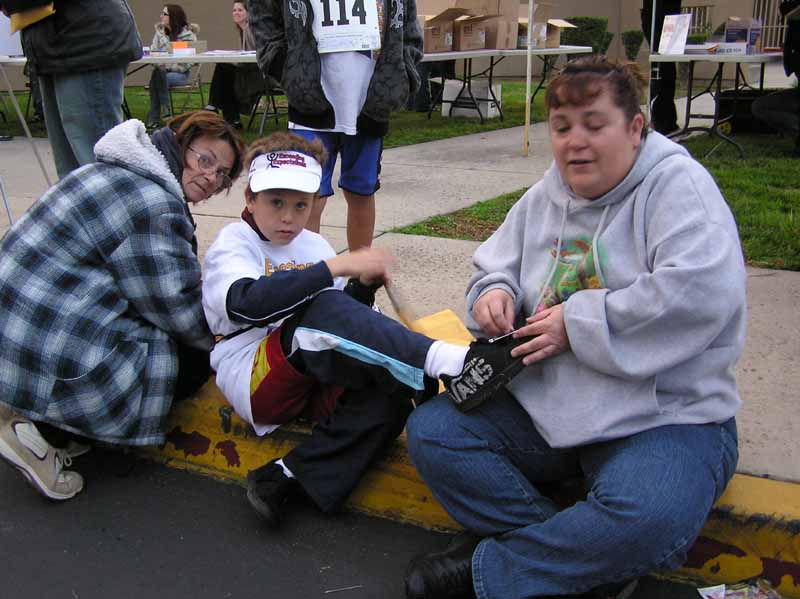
[249,0,423,250]
[0,0,142,179]
[751,0,800,156]
[642,0,681,134]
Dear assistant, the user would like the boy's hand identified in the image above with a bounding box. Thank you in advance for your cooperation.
[325,247,396,286]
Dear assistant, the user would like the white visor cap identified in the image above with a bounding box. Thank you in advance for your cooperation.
[248,151,322,194]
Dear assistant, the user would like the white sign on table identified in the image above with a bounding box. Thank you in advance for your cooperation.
[311,0,381,53]
[658,13,692,55]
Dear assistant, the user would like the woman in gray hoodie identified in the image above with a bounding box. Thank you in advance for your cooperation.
[404,56,746,599]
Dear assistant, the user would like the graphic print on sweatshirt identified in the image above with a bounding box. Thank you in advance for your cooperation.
[264,257,317,276]
[536,237,604,313]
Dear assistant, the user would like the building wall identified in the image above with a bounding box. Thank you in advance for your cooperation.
[0,1,779,91]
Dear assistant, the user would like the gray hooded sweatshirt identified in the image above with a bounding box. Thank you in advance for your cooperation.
[466,132,747,448]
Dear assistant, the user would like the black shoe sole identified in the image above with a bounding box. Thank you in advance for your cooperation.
[246,486,281,528]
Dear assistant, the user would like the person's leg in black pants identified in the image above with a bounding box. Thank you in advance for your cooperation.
[207,63,241,125]
[174,342,211,402]
[642,0,681,133]
[284,386,412,513]
[245,290,438,525]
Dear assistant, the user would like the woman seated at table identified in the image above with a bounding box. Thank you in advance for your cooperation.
[0,111,244,501]
[204,1,258,129]
[147,4,199,130]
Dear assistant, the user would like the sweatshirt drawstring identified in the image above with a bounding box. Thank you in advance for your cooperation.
[591,205,609,288]
[532,197,570,313]
[531,200,609,316]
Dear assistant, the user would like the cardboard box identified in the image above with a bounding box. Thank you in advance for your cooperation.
[453,15,487,50]
[454,0,518,19]
[418,0,518,49]
[518,15,575,48]
[724,17,762,53]
[481,15,518,49]
[188,40,208,53]
[420,9,469,53]
[442,78,502,118]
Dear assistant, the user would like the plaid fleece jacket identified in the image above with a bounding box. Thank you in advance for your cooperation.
[249,0,423,136]
[0,120,212,446]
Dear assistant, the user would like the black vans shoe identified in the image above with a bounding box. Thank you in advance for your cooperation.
[441,336,526,412]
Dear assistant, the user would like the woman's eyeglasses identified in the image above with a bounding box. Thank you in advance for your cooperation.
[187,147,233,191]
[162,9,170,16]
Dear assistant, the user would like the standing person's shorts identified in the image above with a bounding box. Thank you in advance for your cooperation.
[292,130,382,198]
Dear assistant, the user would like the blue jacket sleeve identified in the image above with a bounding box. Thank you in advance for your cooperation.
[225,260,334,326]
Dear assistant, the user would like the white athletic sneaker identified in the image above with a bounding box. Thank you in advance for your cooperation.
[0,405,84,500]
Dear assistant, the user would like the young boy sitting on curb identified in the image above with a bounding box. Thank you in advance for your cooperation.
[202,132,526,526]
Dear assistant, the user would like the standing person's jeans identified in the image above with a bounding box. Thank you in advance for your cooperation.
[147,67,190,125]
[38,66,126,179]
[406,390,739,599]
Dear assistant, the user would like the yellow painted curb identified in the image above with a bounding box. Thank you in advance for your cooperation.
[138,310,800,597]
[677,475,800,597]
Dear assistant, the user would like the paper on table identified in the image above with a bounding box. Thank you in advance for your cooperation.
[658,13,692,55]
[203,49,257,55]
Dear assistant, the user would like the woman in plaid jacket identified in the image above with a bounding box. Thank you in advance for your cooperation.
[0,111,244,501]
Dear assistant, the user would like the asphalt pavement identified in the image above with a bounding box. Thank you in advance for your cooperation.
[0,446,705,599]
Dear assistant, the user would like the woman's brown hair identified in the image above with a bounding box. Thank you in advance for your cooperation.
[168,111,246,185]
[164,4,189,41]
[545,56,649,138]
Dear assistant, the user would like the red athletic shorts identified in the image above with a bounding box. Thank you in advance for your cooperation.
[250,326,343,425]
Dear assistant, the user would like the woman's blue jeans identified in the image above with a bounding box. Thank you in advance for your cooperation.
[406,390,738,599]
[148,68,190,124]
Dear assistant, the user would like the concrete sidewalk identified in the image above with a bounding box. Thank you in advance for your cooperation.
[1,95,799,595]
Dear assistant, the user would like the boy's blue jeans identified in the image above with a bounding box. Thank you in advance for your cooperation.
[406,390,738,599]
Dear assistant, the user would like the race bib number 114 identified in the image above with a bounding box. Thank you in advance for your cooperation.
[312,0,382,53]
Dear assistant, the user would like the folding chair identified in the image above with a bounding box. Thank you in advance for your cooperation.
[247,82,285,136]
[169,65,205,115]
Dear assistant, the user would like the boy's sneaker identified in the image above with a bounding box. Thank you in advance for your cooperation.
[246,460,300,527]
[441,336,525,412]
[0,406,84,500]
